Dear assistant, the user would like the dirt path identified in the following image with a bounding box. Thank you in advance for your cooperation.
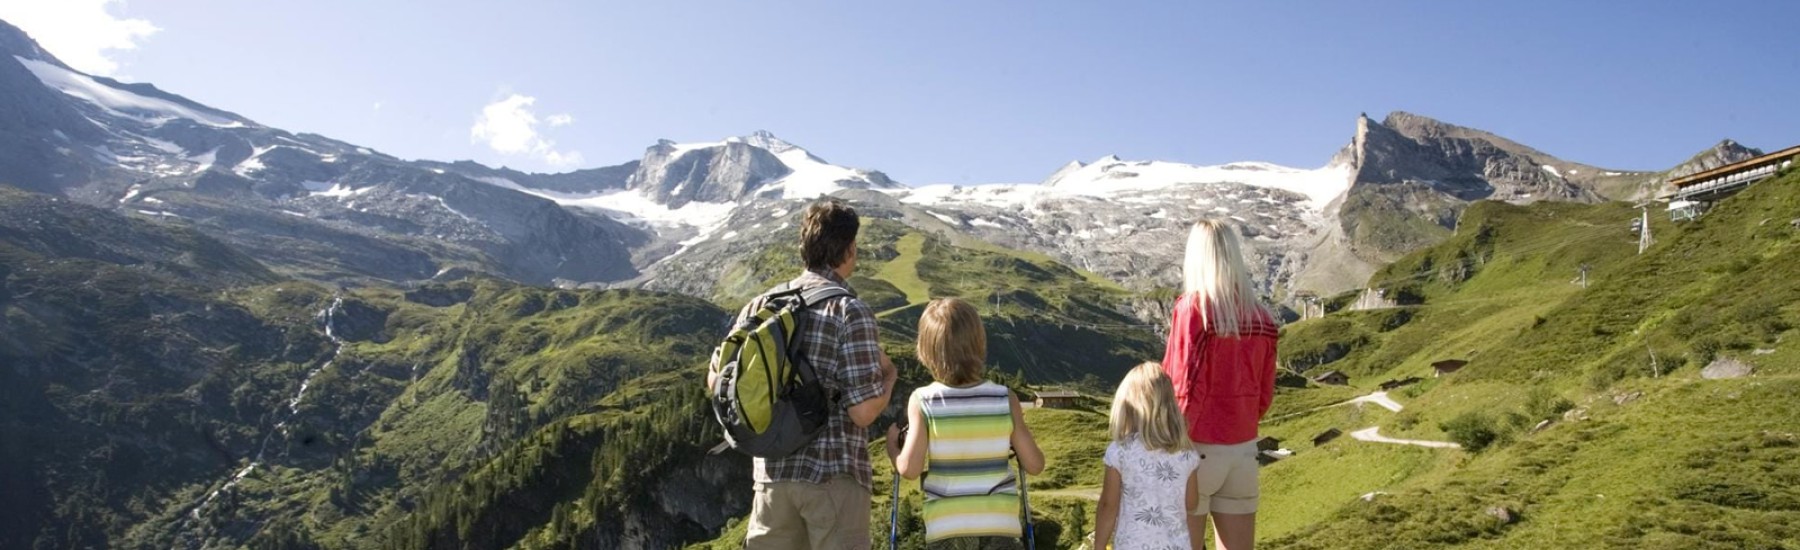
[1264,390,1404,423]
[1349,427,1460,449]
[1034,486,1101,501]
[1347,391,1404,412]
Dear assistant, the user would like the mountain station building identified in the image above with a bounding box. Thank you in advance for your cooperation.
[1667,145,1799,221]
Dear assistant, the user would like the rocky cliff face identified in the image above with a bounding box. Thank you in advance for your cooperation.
[1333,112,1612,263]
[630,139,793,207]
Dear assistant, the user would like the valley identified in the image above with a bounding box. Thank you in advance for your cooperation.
[0,12,1796,550]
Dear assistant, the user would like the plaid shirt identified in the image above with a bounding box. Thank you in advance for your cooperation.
[731,269,886,491]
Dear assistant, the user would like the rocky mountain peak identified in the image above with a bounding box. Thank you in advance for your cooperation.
[0,18,62,67]
[1667,139,1762,179]
[1039,160,1087,186]
[628,139,791,207]
[737,130,801,155]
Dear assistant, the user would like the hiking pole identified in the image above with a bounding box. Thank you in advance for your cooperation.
[889,470,901,550]
[890,422,908,550]
[1018,455,1035,550]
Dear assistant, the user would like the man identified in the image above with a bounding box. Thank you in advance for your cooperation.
[711,198,898,550]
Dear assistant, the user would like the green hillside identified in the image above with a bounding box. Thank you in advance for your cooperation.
[727,169,1799,550]
[715,217,1163,384]
[0,188,1167,549]
[1264,169,1800,548]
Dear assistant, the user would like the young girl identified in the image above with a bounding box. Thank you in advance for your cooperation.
[887,298,1046,548]
[1094,362,1200,550]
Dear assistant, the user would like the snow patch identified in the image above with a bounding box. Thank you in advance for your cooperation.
[898,158,1352,212]
[188,147,218,173]
[305,181,372,198]
[16,56,245,128]
[1541,165,1562,177]
[234,145,279,176]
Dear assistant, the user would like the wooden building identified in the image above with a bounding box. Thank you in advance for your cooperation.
[1313,428,1343,446]
[1380,377,1423,391]
[1312,370,1350,386]
[1033,390,1081,409]
[1432,360,1469,377]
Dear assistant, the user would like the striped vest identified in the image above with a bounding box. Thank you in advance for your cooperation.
[917,381,1020,542]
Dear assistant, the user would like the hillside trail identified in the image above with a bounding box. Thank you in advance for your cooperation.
[1264,390,1404,423]
[1350,427,1461,449]
[1035,486,1101,501]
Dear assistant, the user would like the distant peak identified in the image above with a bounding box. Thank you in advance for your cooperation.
[0,18,82,74]
[1380,110,1449,129]
[1040,160,1088,187]
[1095,154,1122,164]
[739,130,801,155]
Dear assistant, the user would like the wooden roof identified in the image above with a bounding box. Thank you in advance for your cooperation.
[1670,145,1800,188]
[1432,359,1469,370]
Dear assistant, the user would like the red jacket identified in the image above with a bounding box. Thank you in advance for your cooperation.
[1161,294,1279,445]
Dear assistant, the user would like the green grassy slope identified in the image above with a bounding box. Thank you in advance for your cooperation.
[3,188,1171,549]
[719,218,1163,385]
[1264,170,1800,549]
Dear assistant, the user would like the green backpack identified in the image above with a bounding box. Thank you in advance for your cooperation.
[709,283,851,458]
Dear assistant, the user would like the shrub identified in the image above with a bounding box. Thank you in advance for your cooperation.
[1441,411,1500,452]
[1394,410,1420,431]
[1524,387,1574,420]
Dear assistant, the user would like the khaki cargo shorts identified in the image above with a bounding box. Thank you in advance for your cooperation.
[745,474,872,550]
[1191,440,1261,516]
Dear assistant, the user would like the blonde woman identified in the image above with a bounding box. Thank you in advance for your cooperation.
[1162,219,1279,550]
[1093,362,1199,549]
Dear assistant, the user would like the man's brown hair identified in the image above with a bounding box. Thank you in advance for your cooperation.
[800,199,860,271]
[916,298,986,386]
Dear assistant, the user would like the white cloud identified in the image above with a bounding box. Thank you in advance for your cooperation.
[546,113,574,127]
[0,0,159,76]
[470,93,582,168]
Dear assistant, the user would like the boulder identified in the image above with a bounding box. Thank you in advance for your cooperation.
[1486,506,1516,524]
[1612,391,1644,406]
[1702,357,1754,380]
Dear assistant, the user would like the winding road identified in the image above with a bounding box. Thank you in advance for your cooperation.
[1350,427,1461,449]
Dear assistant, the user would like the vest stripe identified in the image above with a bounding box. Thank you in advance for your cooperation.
[918,381,1021,542]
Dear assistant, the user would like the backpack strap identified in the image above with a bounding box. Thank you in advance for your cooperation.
[798,284,851,308]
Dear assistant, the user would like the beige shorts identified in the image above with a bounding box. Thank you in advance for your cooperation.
[1191,440,1260,516]
[746,475,872,550]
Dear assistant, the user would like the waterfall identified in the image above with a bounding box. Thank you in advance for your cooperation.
[175,294,346,542]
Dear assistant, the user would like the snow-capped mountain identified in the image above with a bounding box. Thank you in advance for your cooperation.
[0,19,645,285]
[871,155,1356,293]
[0,17,1758,305]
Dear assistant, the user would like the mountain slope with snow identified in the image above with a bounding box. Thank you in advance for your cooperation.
[0,19,646,285]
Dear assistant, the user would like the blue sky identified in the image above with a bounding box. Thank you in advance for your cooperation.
[7,1,1798,183]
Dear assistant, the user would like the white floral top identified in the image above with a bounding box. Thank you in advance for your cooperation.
[1104,437,1199,550]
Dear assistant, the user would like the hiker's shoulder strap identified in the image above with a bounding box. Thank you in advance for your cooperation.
[799,284,851,307]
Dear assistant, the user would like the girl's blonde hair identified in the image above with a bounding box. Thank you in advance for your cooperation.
[1182,219,1268,337]
[1109,362,1188,452]
[916,298,986,386]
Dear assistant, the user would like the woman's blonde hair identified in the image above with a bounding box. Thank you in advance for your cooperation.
[916,298,986,386]
[1182,219,1267,337]
[1109,362,1188,452]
